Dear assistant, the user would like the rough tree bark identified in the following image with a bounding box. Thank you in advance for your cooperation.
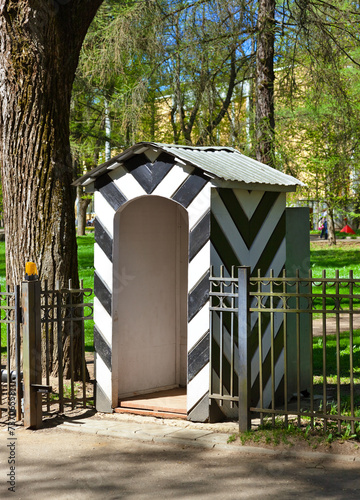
[0,0,104,375]
[255,0,275,167]
[76,186,91,237]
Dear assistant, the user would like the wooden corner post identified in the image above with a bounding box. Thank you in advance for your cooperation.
[22,263,42,429]
[238,266,251,432]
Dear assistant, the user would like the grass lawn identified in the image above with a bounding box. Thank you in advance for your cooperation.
[313,331,360,381]
[310,241,360,278]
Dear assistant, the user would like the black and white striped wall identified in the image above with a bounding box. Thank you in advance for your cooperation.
[210,188,287,418]
[93,151,213,419]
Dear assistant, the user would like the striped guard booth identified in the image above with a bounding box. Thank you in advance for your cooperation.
[74,142,304,422]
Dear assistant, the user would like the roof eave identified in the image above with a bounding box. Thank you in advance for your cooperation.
[211,179,303,192]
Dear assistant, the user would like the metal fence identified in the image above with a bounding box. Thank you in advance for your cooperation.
[40,279,94,416]
[1,279,94,428]
[209,266,360,433]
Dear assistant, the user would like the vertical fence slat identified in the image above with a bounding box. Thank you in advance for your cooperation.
[68,279,75,409]
[219,266,224,406]
[0,284,2,418]
[80,279,87,408]
[295,270,301,427]
[270,269,275,427]
[209,267,213,408]
[230,267,235,408]
[309,269,314,430]
[15,285,22,421]
[282,269,288,427]
[258,268,263,426]
[322,270,327,432]
[335,270,341,434]
[6,285,11,411]
[349,270,354,434]
[44,280,51,412]
[238,266,251,432]
[56,282,64,414]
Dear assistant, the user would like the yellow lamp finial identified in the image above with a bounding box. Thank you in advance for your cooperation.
[25,262,38,281]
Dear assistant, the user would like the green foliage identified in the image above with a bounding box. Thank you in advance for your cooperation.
[72,0,257,155]
[275,2,360,230]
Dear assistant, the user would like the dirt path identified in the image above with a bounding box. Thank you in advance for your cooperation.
[312,315,360,337]
[1,424,359,500]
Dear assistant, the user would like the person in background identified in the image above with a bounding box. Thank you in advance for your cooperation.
[320,217,328,240]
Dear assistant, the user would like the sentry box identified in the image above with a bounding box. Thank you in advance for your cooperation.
[74,143,309,422]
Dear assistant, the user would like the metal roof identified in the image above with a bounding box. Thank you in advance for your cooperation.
[73,142,304,189]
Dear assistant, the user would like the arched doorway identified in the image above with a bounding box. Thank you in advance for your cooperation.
[112,196,188,411]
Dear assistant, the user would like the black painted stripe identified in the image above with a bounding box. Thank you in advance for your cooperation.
[249,191,280,246]
[189,210,210,262]
[211,331,238,399]
[172,171,208,208]
[188,270,210,321]
[125,152,174,194]
[210,212,240,275]
[217,189,251,248]
[188,331,210,383]
[95,173,127,211]
[217,189,281,251]
[94,325,112,371]
[94,271,112,316]
[252,211,286,275]
[94,218,113,263]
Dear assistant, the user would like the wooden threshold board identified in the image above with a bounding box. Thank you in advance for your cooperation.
[115,387,187,420]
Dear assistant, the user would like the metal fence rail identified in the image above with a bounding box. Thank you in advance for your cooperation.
[1,278,94,428]
[209,266,360,433]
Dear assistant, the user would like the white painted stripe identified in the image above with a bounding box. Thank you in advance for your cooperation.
[212,312,239,376]
[211,190,249,264]
[187,363,209,412]
[94,297,112,347]
[94,243,113,291]
[187,183,211,230]
[95,352,112,401]
[152,164,191,198]
[188,241,210,292]
[94,191,115,237]
[250,193,286,270]
[233,189,264,220]
[261,349,284,408]
[109,166,146,199]
[188,303,210,352]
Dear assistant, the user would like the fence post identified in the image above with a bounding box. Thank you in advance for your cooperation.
[22,265,42,429]
[238,266,251,432]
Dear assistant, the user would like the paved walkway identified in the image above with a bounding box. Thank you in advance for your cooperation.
[59,413,235,450]
[56,411,359,463]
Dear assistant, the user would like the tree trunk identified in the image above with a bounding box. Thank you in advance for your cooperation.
[77,186,91,236]
[255,0,275,167]
[327,207,337,246]
[0,0,103,376]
